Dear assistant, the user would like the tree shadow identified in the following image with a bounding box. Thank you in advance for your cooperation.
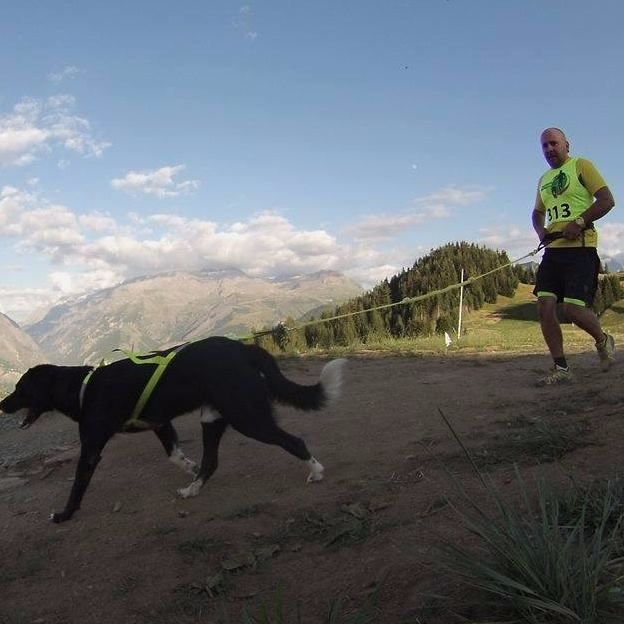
[497,302,538,322]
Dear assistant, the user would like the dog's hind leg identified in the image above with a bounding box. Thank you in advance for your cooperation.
[235,420,324,483]
[177,418,227,499]
[268,427,325,483]
[154,422,197,476]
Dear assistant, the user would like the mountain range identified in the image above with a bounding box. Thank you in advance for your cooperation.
[0,312,48,388]
[23,269,362,366]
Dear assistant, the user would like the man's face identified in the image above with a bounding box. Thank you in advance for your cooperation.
[541,130,569,168]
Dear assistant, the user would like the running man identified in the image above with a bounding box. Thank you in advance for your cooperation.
[532,127,616,385]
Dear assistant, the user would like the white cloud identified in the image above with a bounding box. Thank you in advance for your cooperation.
[49,268,122,295]
[0,95,110,166]
[414,186,489,207]
[111,165,200,198]
[595,222,624,257]
[0,186,37,233]
[346,185,487,241]
[0,287,61,323]
[78,212,118,232]
[478,224,536,251]
[16,184,624,320]
[234,5,259,40]
[47,65,81,83]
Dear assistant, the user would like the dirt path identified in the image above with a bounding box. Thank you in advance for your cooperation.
[1,351,623,623]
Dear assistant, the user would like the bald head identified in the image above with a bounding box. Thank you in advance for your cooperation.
[540,127,569,169]
[541,127,567,141]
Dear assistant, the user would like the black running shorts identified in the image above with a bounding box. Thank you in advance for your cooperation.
[533,247,600,306]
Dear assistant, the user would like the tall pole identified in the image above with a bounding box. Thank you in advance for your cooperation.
[457,268,464,338]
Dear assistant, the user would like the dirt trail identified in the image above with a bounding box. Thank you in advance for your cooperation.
[1,351,623,623]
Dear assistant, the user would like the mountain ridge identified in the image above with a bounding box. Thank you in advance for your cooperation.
[26,268,362,365]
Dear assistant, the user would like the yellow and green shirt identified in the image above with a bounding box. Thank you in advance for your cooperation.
[535,156,607,248]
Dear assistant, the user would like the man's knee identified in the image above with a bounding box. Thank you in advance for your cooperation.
[537,296,557,321]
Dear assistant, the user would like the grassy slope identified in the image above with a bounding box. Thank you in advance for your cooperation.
[306,283,624,357]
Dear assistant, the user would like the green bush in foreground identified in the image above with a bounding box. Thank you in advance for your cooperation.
[439,471,624,623]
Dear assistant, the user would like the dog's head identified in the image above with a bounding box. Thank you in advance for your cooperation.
[0,365,58,429]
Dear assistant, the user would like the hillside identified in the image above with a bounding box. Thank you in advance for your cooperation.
[0,313,47,390]
[26,269,362,365]
[257,242,522,352]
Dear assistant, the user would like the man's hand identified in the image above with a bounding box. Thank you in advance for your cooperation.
[562,221,583,240]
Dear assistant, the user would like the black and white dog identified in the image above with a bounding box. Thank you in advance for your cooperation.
[0,336,346,523]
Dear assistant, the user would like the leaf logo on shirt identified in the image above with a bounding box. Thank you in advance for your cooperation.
[550,170,569,198]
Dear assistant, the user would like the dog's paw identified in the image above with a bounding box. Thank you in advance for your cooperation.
[306,457,324,483]
[306,472,324,483]
[50,511,70,523]
[170,449,198,476]
[184,459,198,476]
[177,480,202,498]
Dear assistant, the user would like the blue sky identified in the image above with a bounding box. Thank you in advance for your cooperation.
[1,0,623,322]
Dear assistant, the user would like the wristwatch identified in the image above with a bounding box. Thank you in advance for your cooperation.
[574,216,586,228]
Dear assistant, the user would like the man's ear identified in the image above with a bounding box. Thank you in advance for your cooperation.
[565,141,570,152]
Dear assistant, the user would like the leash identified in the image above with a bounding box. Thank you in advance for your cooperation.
[78,235,567,416]
[242,235,566,342]
[534,231,564,253]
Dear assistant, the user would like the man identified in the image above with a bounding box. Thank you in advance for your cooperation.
[532,127,615,386]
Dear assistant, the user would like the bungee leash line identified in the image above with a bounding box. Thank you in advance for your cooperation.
[241,235,564,343]
[78,234,564,421]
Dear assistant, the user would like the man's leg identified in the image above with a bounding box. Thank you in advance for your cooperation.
[537,295,564,359]
[535,294,573,385]
[564,301,615,371]
[562,301,604,343]
[562,246,615,371]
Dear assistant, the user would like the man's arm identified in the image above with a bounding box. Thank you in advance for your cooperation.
[562,185,615,240]
[579,185,615,224]
[532,186,548,241]
[563,158,616,238]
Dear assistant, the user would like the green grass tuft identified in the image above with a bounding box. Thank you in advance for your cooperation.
[436,410,624,623]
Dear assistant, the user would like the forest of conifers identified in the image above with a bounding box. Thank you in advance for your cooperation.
[255,242,623,352]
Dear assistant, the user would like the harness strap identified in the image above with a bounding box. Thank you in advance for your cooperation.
[79,345,188,429]
[116,344,188,429]
[79,369,95,410]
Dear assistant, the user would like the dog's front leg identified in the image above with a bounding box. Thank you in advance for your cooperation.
[177,419,227,498]
[51,447,101,523]
[154,422,197,476]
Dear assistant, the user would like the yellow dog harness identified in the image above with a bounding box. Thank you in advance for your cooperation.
[80,343,188,429]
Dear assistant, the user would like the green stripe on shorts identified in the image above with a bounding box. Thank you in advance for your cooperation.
[536,291,557,299]
[563,297,586,307]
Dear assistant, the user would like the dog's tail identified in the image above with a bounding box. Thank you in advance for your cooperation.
[246,344,346,410]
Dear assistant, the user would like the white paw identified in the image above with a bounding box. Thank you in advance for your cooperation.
[184,459,198,475]
[306,457,324,483]
[177,480,202,498]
